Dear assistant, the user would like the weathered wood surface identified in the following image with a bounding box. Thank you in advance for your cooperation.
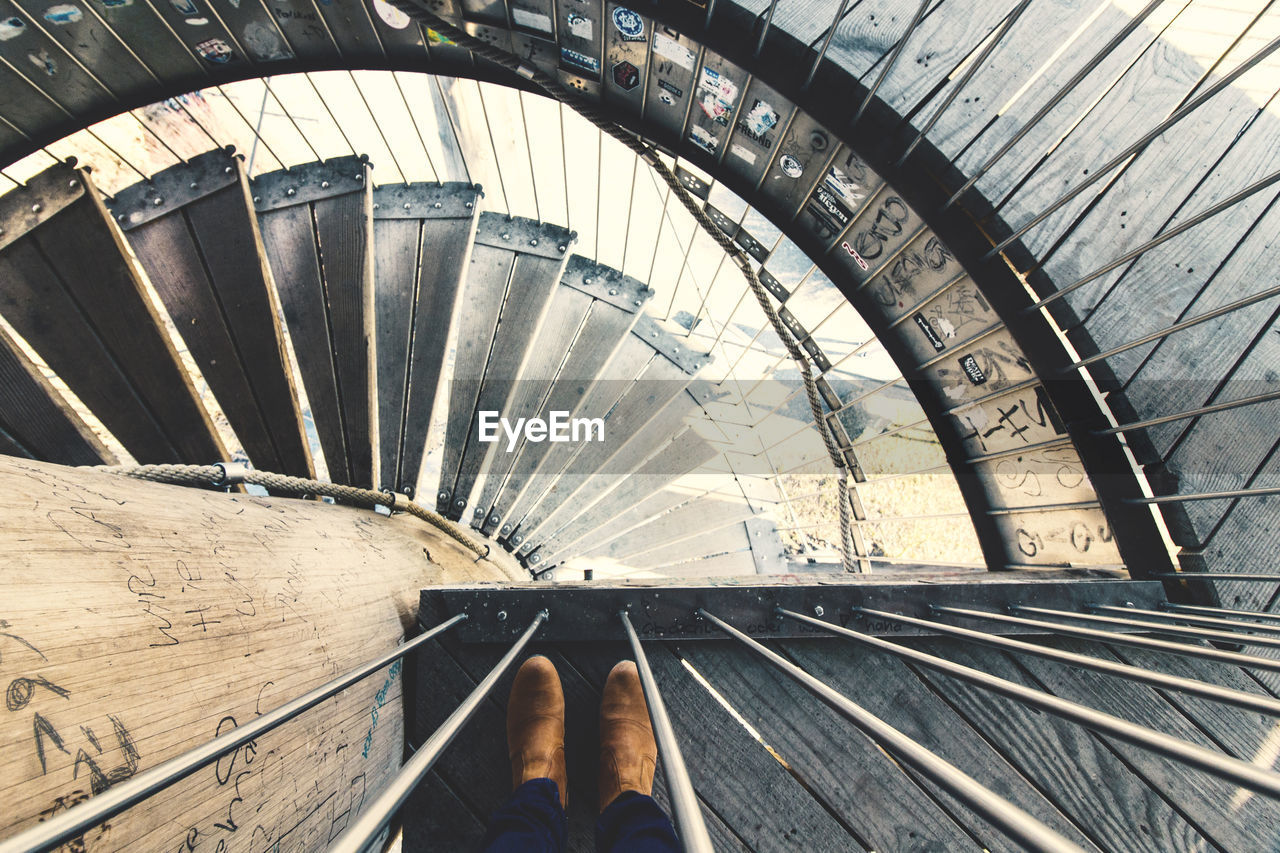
[0,166,227,465]
[0,455,520,851]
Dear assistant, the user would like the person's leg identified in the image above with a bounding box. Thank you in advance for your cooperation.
[595,662,680,853]
[481,655,569,853]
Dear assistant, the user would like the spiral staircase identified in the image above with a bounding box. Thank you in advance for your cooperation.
[2,0,1280,849]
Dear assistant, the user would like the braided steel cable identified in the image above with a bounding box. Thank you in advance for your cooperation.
[91,463,491,559]
[394,2,859,571]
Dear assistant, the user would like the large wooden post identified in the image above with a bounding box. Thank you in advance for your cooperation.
[0,455,521,851]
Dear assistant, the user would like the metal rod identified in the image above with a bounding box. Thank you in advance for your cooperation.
[697,608,1088,852]
[935,605,1280,673]
[1157,573,1280,583]
[328,611,548,853]
[852,0,932,127]
[1031,168,1280,313]
[393,71,441,183]
[856,607,1280,717]
[803,0,854,90]
[1033,606,1280,650]
[1094,604,1280,638]
[0,615,469,853]
[305,72,358,157]
[349,70,408,184]
[943,0,1165,209]
[1127,485,1280,504]
[776,608,1280,798]
[985,32,1280,259]
[475,80,512,217]
[754,0,779,57]
[620,612,715,853]
[896,0,1033,166]
[263,78,321,162]
[1097,389,1280,434]
[1164,603,1280,625]
[518,90,541,222]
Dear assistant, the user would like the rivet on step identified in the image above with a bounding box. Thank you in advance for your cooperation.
[473,507,484,517]
[633,300,642,307]
[116,215,126,223]
[497,610,508,622]
[373,203,380,210]
[433,202,442,209]
[153,198,163,206]
[584,277,593,285]
[438,490,449,501]
[530,554,541,563]
[253,196,261,204]
[512,535,523,545]
[813,605,825,617]
[189,182,198,190]
[489,514,500,525]
[355,174,364,182]
[454,498,466,509]
[224,166,233,175]
[530,239,538,247]
[321,181,330,189]
[404,202,412,210]
[501,524,512,535]
[68,179,79,190]
[608,288,617,295]
[31,203,42,213]
[501,232,510,240]
[557,245,566,252]
[466,201,473,209]
[286,187,296,196]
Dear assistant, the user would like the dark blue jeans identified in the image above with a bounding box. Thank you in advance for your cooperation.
[480,778,681,852]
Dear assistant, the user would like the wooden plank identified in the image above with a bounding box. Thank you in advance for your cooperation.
[470,285,598,530]
[478,287,645,536]
[396,187,479,496]
[512,355,697,547]
[1042,11,1280,321]
[996,0,1266,260]
[972,441,1099,510]
[0,455,513,849]
[186,182,314,477]
[924,328,1036,407]
[911,639,1211,851]
[783,639,1103,852]
[314,190,376,488]
[862,229,964,324]
[495,333,656,538]
[537,428,716,562]
[6,184,226,463]
[374,217,421,490]
[0,321,110,465]
[955,0,1189,210]
[520,387,701,550]
[893,275,999,367]
[435,240,515,513]
[446,247,568,516]
[1010,637,1280,851]
[561,641,861,850]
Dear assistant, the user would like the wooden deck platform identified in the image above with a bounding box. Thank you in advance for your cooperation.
[406,597,1280,851]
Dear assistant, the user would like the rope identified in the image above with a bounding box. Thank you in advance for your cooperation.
[393,1,860,571]
[91,463,492,559]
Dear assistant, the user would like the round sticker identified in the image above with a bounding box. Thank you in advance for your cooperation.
[780,154,804,179]
[373,0,410,29]
[611,7,643,39]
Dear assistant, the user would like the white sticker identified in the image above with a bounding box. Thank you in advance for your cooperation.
[43,4,83,24]
[373,0,411,28]
[652,32,693,70]
[512,7,551,31]
[566,11,591,38]
[729,143,756,165]
[0,16,26,40]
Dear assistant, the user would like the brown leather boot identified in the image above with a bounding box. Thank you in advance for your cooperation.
[598,660,657,812]
[507,655,568,808]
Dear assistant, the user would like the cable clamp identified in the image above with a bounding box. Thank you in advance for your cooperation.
[212,461,249,486]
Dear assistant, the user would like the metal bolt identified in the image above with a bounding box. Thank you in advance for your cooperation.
[473,507,484,517]
[116,215,126,223]
[286,187,297,197]
[321,181,330,189]
[465,201,474,209]
[813,605,825,617]
[530,554,541,563]
[437,490,449,501]
[189,181,198,190]
[489,515,500,525]
[373,203,380,210]
[68,179,79,190]
[530,238,538,246]
[433,201,442,209]
[355,174,363,181]
[585,277,593,285]
[497,610,508,622]
[224,166,233,175]
[253,196,261,204]
[512,535,523,545]
[31,203,42,213]
[501,232,510,240]
[404,202,413,210]
[152,197,163,206]
[608,288,618,296]
[634,300,642,307]
[501,524,512,535]
[454,499,466,509]
[557,245,566,252]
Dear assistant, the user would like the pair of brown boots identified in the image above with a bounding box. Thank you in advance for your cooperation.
[507,655,657,812]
